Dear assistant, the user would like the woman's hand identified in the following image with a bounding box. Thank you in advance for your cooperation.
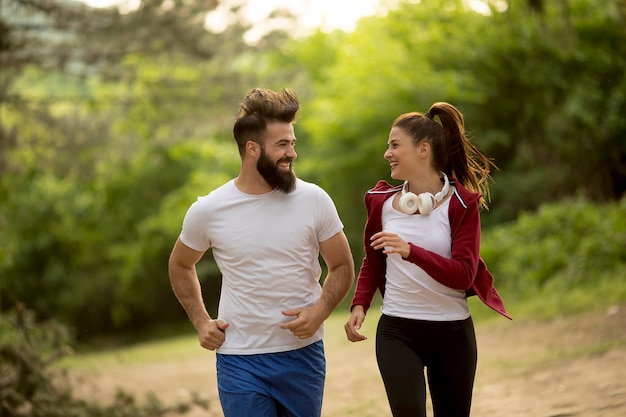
[370,231,410,258]
[344,305,368,342]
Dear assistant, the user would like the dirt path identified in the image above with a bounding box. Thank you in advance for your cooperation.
[471,305,626,417]
[69,304,626,416]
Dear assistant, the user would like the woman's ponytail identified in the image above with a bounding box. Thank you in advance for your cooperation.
[429,102,496,209]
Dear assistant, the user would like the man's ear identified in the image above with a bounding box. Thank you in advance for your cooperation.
[246,141,260,158]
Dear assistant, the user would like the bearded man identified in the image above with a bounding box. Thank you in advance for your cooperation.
[168,88,354,417]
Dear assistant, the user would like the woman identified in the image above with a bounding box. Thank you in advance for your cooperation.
[344,102,511,417]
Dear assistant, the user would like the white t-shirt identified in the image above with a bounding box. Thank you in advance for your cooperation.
[179,178,344,354]
[381,192,470,321]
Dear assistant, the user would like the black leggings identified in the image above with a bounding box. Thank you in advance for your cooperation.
[375,314,477,417]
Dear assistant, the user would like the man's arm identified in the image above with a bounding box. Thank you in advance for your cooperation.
[318,230,355,316]
[280,231,354,338]
[168,238,228,350]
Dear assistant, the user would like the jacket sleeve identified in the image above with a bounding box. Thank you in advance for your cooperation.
[403,197,481,291]
[350,255,379,313]
[350,192,385,313]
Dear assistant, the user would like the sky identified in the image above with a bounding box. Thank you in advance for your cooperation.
[80,0,494,43]
[81,0,384,42]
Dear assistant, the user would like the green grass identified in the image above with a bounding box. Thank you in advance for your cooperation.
[61,280,626,373]
[60,312,367,371]
[58,332,200,371]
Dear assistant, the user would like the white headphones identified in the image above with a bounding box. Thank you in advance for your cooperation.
[398,172,450,215]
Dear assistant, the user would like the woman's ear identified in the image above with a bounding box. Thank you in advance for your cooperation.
[418,142,430,159]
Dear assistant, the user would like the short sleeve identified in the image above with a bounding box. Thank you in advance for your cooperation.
[179,198,211,252]
[316,187,344,243]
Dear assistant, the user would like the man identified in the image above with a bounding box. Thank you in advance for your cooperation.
[168,88,355,417]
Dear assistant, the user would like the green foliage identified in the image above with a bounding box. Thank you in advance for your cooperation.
[289,0,625,230]
[286,0,490,253]
[481,198,626,315]
[1,0,625,341]
[0,4,251,334]
[468,0,626,223]
[0,304,208,416]
[0,134,238,335]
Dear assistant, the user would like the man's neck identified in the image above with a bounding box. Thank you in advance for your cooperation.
[234,172,273,195]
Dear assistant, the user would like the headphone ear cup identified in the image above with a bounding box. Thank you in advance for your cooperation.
[398,191,419,214]
[417,193,435,215]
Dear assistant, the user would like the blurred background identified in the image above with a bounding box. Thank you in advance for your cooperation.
[1,0,624,344]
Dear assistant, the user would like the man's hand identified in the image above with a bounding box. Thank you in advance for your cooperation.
[197,319,229,351]
[280,304,327,339]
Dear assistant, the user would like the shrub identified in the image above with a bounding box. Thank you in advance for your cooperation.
[481,198,626,306]
[0,303,208,417]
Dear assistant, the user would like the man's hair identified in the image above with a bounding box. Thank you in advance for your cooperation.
[233,88,300,157]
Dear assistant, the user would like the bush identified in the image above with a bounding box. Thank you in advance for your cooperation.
[480,198,626,317]
[0,303,209,417]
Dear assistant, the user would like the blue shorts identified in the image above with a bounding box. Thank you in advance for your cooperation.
[216,340,325,417]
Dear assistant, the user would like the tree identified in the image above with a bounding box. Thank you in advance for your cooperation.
[469,0,626,222]
[286,0,625,232]
[0,0,298,335]
[285,0,493,249]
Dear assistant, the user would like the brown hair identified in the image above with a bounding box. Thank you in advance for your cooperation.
[233,88,299,157]
[392,102,496,209]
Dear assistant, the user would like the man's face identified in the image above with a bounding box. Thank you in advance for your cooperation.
[256,122,297,193]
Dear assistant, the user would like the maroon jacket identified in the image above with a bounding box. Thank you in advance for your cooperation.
[350,179,511,320]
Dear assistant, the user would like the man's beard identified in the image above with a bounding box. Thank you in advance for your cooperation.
[257,149,296,193]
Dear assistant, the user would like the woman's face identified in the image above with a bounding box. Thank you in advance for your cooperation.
[384,126,422,180]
